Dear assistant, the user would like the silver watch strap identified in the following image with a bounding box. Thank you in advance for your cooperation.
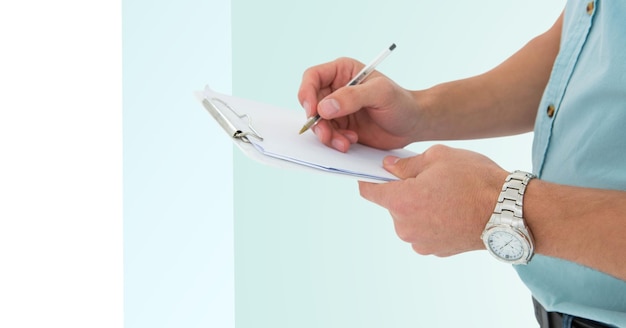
[490,170,535,228]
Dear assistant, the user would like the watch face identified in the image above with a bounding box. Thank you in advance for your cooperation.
[486,230,525,261]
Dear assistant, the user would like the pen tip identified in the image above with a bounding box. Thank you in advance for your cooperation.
[389,43,397,51]
[298,126,307,135]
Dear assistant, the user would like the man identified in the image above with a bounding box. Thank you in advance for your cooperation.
[297,1,625,327]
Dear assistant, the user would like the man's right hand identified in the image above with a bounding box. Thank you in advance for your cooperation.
[297,57,421,152]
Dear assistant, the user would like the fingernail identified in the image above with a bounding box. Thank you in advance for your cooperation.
[383,156,400,166]
[344,131,358,144]
[311,124,319,135]
[331,139,346,152]
[319,98,340,117]
[302,100,312,117]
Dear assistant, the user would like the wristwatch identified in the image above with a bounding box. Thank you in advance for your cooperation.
[481,170,536,265]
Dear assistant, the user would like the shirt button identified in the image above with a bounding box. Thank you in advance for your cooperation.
[547,104,555,118]
[586,1,594,15]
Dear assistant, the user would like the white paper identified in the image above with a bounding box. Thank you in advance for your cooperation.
[200,86,418,182]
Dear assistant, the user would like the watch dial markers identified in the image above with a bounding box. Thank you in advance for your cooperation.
[487,230,524,260]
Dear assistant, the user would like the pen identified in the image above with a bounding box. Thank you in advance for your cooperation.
[298,43,397,135]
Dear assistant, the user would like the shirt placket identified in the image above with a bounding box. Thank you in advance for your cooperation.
[532,0,597,177]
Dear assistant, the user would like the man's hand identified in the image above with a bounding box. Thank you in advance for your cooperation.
[298,57,421,152]
[359,145,508,256]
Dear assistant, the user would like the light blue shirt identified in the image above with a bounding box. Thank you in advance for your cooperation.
[518,0,626,326]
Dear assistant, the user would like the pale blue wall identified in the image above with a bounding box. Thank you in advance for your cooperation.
[232,1,564,327]
[123,0,233,327]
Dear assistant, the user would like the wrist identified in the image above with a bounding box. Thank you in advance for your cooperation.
[410,87,438,142]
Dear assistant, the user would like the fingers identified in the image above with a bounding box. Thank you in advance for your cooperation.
[316,77,394,120]
[312,121,358,153]
[297,57,398,152]
[306,77,396,152]
[297,58,365,152]
[298,58,363,118]
[358,180,393,208]
[297,57,392,123]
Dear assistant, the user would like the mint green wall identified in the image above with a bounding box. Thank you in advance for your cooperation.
[233,1,564,327]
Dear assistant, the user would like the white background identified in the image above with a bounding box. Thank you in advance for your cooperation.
[0,1,123,327]
[0,0,233,327]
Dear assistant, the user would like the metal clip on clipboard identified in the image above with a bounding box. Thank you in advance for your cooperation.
[201,97,264,143]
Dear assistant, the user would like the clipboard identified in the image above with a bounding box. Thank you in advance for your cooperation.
[197,85,417,182]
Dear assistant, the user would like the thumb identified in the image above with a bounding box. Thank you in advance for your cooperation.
[383,155,424,179]
[317,77,390,120]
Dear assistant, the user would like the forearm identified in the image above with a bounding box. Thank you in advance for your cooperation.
[411,12,563,142]
[525,179,626,281]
